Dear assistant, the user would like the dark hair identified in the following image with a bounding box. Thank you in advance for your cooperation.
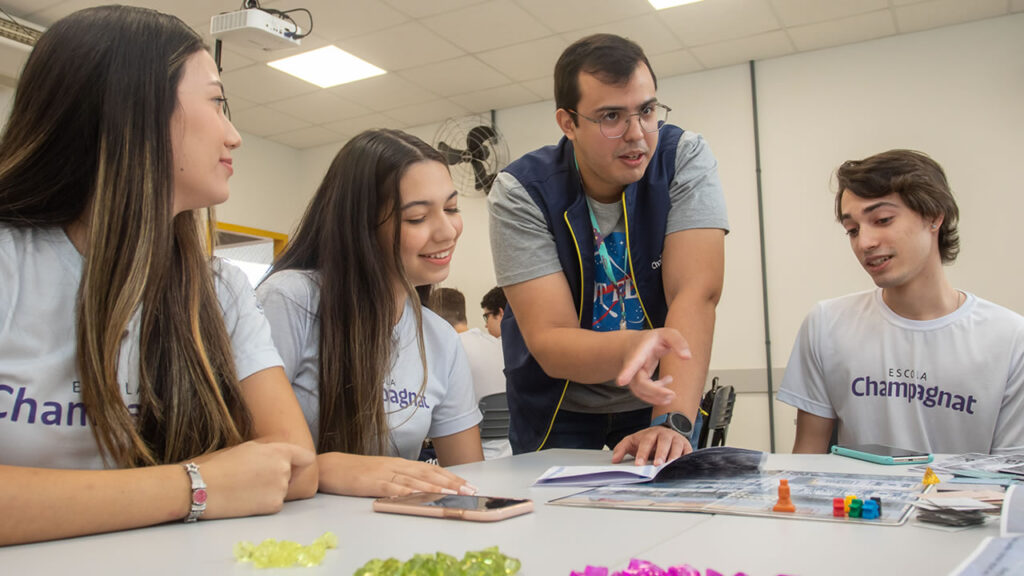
[554,33,657,124]
[428,288,467,327]
[480,286,507,316]
[267,129,446,455]
[0,6,250,466]
[836,149,960,263]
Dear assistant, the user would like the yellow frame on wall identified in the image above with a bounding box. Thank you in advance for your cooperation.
[215,222,289,258]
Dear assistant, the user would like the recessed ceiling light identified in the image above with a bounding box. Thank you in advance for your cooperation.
[649,0,705,9]
[267,45,386,88]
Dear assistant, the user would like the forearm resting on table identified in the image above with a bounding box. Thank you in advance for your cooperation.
[0,464,190,546]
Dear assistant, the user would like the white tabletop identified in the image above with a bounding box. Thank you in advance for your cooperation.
[0,450,997,575]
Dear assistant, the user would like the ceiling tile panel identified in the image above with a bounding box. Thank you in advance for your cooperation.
[266,91,371,124]
[262,0,408,41]
[231,105,310,137]
[449,84,541,113]
[329,74,439,111]
[268,126,347,149]
[421,0,553,52]
[385,98,471,126]
[214,48,256,73]
[561,13,684,56]
[515,0,655,34]
[220,64,321,104]
[323,113,409,136]
[383,0,489,19]
[689,30,793,69]
[658,0,781,47]
[338,22,466,71]
[769,0,888,28]
[225,94,258,114]
[787,10,896,52]
[476,37,567,82]
[399,56,510,97]
[894,0,1009,33]
[648,49,705,79]
[521,77,554,100]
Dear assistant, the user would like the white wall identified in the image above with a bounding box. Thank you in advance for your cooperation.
[215,13,1023,452]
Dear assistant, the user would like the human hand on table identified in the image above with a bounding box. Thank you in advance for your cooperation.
[611,425,692,466]
[319,453,478,498]
[196,441,316,519]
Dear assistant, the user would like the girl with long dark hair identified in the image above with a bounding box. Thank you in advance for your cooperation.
[258,129,483,497]
[0,6,316,545]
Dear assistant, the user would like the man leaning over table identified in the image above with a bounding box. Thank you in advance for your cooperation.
[488,33,728,466]
[778,149,1024,455]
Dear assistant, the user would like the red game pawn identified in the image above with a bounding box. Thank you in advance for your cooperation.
[833,497,845,517]
[773,479,796,512]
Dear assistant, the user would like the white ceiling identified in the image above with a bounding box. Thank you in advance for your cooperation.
[1,0,1020,149]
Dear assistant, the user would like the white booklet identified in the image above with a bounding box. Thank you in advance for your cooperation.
[533,447,765,488]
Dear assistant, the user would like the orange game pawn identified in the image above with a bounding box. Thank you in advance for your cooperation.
[773,478,796,512]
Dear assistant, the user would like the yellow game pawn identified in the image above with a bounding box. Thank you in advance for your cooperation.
[922,466,940,486]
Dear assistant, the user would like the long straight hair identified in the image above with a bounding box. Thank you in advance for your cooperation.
[268,129,443,455]
[0,6,251,466]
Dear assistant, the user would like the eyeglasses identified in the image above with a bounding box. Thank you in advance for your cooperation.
[568,103,671,139]
[482,312,496,321]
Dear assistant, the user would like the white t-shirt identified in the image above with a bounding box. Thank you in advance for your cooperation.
[458,328,505,402]
[777,289,1024,454]
[0,225,283,469]
[256,270,482,460]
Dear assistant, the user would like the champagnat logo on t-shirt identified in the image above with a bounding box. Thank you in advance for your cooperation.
[0,379,140,427]
[849,367,977,414]
[383,377,430,409]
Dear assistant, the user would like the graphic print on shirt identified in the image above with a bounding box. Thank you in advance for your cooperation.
[382,376,430,410]
[592,231,644,332]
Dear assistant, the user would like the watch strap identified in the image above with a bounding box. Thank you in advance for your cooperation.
[183,462,207,523]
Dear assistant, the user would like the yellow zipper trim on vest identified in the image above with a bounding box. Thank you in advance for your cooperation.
[534,210,585,451]
[621,193,654,329]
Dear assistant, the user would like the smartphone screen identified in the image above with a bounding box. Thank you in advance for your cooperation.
[842,444,928,458]
[420,495,529,510]
[373,493,534,522]
[832,443,933,464]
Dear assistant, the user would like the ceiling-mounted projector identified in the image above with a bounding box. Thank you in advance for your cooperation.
[210,9,300,51]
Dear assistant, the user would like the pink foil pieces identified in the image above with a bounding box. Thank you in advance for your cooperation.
[570,559,752,576]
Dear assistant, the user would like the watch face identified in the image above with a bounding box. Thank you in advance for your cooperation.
[669,413,692,435]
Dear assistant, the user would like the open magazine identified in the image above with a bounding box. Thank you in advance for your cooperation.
[533,447,766,487]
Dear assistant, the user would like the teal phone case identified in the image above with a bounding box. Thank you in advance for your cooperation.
[831,445,934,465]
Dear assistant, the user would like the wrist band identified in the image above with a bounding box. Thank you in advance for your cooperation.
[183,462,207,523]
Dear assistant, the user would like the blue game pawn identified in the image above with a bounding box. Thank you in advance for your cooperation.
[861,499,879,520]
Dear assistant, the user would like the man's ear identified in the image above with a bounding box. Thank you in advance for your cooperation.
[496,308,504,321]
[555,109,577,141]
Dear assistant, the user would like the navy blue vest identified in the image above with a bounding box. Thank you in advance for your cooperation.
[501,125,684,452]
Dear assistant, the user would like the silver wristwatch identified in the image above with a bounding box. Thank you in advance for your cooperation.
[183,462,208,523]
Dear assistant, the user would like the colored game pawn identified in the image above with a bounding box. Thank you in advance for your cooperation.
[923,467,940,486]
[871,496,882,515]
[849,498,862,518]
[844,494,856,513]
[832,497,845,517]
[773,479,796,512]
[861,499,880,520]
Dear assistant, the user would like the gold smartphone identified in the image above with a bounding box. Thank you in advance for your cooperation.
[372,493,534,522]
